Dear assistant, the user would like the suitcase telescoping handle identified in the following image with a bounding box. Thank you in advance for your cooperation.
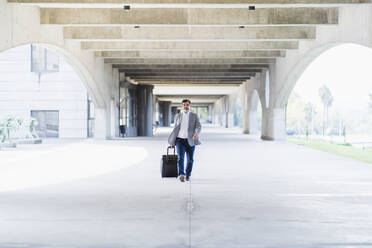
[167,146,176,156]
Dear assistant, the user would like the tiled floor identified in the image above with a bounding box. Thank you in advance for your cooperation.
[1,125,372,248]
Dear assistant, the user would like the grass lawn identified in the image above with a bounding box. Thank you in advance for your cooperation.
[287,137,372,164]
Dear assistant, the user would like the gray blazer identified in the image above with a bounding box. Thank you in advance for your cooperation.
[168,112,202,147]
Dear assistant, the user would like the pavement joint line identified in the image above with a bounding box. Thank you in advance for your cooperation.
[315,181,372,185]
[188,179,192,248]
[278,193,372,197]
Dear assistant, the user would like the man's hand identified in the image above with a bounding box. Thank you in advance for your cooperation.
[192,134,198,140]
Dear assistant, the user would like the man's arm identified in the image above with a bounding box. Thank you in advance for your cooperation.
[169,114,180,148]
[174,113,179,126]
[193,114,201,139]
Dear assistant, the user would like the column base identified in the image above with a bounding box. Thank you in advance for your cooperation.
[94,107,107,139]
[261,108,286,141]
[261,135,274,141]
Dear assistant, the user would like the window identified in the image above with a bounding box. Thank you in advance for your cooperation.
[128,88,137,127]
[31,44,59,73]
[87,95,95,138]
[119,87,128,126]
[119,87,137,128]
[31,110,59,138]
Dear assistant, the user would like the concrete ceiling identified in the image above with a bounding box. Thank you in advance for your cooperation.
[154,84,242,103]
[7,0,371,103]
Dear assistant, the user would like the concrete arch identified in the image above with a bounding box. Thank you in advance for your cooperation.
[270,4,372,111]
[0,43,105,108]
[242,79,264,135]
[249,89,260,112]
[276,42,343,108]
[233,95,242,127]
[1,2,107,108]
[276,42,372,109]
[259,4,372,140]
[248,89,262,135]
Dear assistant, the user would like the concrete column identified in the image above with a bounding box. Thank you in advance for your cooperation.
[158,101,171,127]
[214,100,223,126]
[224,96,229,128]
[242,106,249,133]
[208,105,212,124]
[212,105,216,124]
[241,82,249,134]
[103,64,120,139]
[242,80,261,135]
[223,95,234,128]
[243,106,259,134]
[110,98,115,137]
[137,85,154,136]
[218,101,223,127]
[112,69,120,138]
[171,106,178,124]
[248,111,258,134]
[164,101,171,126]
[153,96,157,127]
[227,114,234,128]
[261,107,286,141]
[207,105,211,123]
[94,107,107,139]
[259,65,286,141]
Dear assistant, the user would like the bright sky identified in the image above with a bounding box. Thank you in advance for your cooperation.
[293,44,372,110]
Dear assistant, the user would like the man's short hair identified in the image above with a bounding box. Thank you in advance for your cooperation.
[182,99,191,104]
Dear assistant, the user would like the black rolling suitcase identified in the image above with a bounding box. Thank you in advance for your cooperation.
[161,146,178,178]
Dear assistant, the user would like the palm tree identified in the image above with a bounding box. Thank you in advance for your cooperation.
[319,85,334,136]
[304,102,316,137]
[4,116,20,142]
[0,120,5,143]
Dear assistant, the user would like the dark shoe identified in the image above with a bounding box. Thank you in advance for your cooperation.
[186,176,190,181]
[179,175,185,182]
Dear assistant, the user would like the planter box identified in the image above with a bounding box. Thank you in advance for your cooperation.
[0,142,17,148]
[17,139,42,144]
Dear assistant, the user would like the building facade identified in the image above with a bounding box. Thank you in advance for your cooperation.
[0,45,92,138]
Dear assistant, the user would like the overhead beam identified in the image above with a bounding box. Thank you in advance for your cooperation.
[134,77,250,81]
[160,99,216,104]
[170,103,212,108]
[114,64,269,69]
[63,26,316,40]
[154,84,240,88]
[82,41,299,51]
[157,94,223,98]
[154,84,240,94]
[8,0,371,4]
[106,58,275,64]
[158,99,220,103]
[137,81,243,85]
[158,95,221,102]
[95,50,285,58]
[124,72,256,76]
[119,68,262,73]
[41,7,338,25]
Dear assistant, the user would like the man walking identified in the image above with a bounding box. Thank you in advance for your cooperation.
[168,99,201,182]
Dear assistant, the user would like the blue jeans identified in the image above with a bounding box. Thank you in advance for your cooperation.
[176,138,195,178]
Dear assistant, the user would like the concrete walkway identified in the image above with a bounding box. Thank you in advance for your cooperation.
[1,125,372,248]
